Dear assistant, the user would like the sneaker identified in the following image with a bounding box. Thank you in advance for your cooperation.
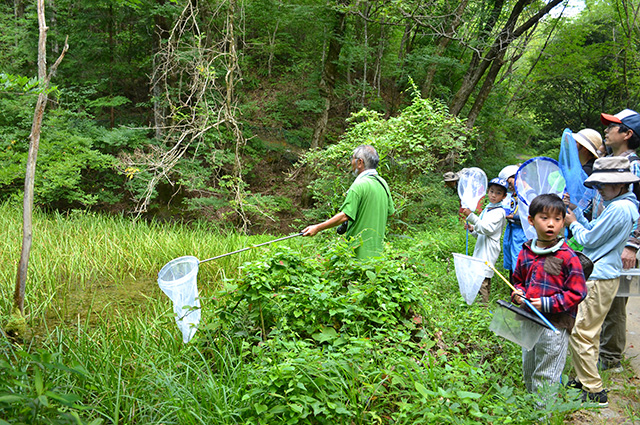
[598,360,623,373]
[566,378,582,390]
[580,389,608,407]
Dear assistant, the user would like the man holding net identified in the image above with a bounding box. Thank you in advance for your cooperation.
[301,144,394,259]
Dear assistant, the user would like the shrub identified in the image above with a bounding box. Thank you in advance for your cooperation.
[298,82,476,228]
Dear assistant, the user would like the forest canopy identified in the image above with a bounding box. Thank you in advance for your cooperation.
[0,0,639,231]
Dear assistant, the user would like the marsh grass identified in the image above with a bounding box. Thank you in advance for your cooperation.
[0,203,299,335]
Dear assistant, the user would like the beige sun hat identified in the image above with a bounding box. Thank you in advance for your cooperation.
[583,157,640,188]
[573,128,603,159]
[443,171,459,182]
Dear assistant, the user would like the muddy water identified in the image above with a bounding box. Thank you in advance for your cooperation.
[36,277,161,333]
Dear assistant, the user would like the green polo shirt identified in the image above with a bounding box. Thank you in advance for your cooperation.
[341,173,394,259]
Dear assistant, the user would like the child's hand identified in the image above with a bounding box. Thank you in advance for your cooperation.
[461,208,472,217]
[512,289,525,305]
[464,223,474,232]
[529,297,542,310]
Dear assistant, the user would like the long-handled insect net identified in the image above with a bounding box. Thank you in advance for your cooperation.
[157,232,303,343]
[559,129,595,211]
[457,167,487,255]
[453,253,488,305]
[515,157,566,240]
[485,262,560,350]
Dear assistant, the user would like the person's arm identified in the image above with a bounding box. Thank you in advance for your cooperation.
[301,212,349,236]
[623,159,640,268]
[467,208,504,236]
[568,202,631,249]
[511,251,527,305]
[622,217,639,269]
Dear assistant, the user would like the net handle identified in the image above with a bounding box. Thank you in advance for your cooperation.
[485,261,560,334]
[199,232,304,264]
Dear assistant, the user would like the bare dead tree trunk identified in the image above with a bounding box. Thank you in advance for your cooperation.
[10,0,68,336]
[225,0,250,232]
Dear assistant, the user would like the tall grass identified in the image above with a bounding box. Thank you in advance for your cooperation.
[0,202,308,423]
[0,203,300,329]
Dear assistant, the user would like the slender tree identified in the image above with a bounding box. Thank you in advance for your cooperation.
[449,0,563,123]
[7,0,68,339]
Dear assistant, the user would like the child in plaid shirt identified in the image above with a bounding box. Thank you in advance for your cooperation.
[511,194,587,395]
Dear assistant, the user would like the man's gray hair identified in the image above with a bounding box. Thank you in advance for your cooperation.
[352,145,379,170]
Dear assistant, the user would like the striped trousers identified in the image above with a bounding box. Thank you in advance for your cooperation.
[523,327,569,393]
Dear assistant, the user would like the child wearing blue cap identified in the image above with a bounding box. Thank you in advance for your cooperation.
[461,177,509,303]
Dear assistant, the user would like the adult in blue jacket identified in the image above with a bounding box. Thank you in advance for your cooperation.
[565,156,640,407]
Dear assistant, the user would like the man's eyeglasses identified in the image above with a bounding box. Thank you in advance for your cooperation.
[592,182,605,190]
[608,123,630,132]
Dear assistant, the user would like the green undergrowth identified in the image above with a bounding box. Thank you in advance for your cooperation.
[0,204,590,424]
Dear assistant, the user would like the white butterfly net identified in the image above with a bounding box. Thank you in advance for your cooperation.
[490,302,546,350]
[515,158,566,240]
[458,167,487,210]
[453,253,487,305]
[157,256,201,343]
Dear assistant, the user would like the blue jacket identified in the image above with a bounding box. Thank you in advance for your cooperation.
[571,191,640,280]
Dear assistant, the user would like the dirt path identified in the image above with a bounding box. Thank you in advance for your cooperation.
[566,296,640,424]
[626,297,640,376]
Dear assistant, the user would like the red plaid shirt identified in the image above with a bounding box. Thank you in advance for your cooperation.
[511,241,587,326]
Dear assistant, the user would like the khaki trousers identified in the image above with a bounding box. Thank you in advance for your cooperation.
[569,278,620,393]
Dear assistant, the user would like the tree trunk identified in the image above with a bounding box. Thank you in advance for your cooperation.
[421,0,469,98]
[152,0,170,139]
[449,0,563,118]
[311,1,348,149]
[464,49,507,128]
[11,0,68,337]
[14,0,24,18]
[449,0,506,116]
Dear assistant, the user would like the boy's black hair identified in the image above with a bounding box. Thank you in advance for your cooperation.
[529,193,566,218]
[488,182,507,196]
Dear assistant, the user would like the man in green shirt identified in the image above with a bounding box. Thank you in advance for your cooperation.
[302,145,394,259]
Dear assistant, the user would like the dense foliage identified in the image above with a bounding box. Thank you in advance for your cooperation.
[300,86,474,225]
[0,0,638,230]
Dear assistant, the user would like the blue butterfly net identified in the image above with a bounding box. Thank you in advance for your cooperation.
[515,157,566,240]
[559,128,595,211]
